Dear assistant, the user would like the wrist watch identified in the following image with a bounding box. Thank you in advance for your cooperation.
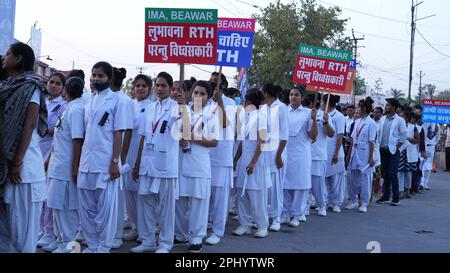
[112,158,119,165]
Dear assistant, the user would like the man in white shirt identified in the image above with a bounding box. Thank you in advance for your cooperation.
[376,98,407,206]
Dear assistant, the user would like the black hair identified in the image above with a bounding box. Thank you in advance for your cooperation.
[9,42,35,71]
[184,77,197,91]
[65,77,84,99]
[306,92,321,109]
[374,107,383,113]
[49,72,67,87]
[224,87,240,98]
[414,104,423,111]
[347,105,355,110]
[336,105,342,113]
[174,81,187,92]
[156,72,174,88]
[133,74,152,89]
[68,69,85,82]
[211,72,228,89]
[261,83,280,98]
[112,67,127,88]
[92,61,113,80]
[0,56,8,81]
[358,97,374,114]
[192,80,213,98]
[302,96,312,107]
[245,88,265,109]
[279,89,291,105]
[322,94,340,108]
[385,98,401,109]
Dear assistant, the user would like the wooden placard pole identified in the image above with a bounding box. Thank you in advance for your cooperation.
[179,63,185,82]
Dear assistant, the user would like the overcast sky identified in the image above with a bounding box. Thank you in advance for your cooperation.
[12,0,450,96]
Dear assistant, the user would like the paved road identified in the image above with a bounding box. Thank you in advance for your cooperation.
[100,171,450,253]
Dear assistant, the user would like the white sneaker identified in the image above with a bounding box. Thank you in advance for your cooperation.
[345,203,359,210]
[332,206,341,214]
[358,206,368,213]
[318,207,327,217]
[37,236,56,248]
[123,230,139,241]
[280,217,290,225]
[52,243,74,254]
[289,219,300,228]
[269,222,281,232]
[155,248,170,253]
[233,226,251,236]
[111,238,123,249]
[299,215,307,222]
[205,234,221,245]
[43,240,62,252]
[254,228,268,238]
[130,244,158,253]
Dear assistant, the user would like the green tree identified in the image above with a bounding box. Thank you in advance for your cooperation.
[390,88,405,100]
[371,78,384,96]
[423,84,437,99]
[123,78,134,97]
[248,0,350,88]
[435,90,450,100]
[354,74,367,96]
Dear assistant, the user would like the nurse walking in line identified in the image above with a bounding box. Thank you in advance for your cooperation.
[131,72,188,253]
[77,62,127,253]
[110,67,135,249]
[233,88,271,238]
[305,93,334,217]
[322,94,346,214]
[122,75,153,242]
[46,77,85,253]
[0,42,49,253]
[345,97,377,213]
[175,81,219,253]
[282,89,317,227]
[38,72,67,248]
[261,83,289,232]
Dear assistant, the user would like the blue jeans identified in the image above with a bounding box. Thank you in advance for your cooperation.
[380,148,400,202]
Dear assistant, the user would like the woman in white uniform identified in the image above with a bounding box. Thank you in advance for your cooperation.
[282,89,317,226]
[122,75,153,242]
[46,77,85,253]
[131,72,187,253]
[233,88,271,238]
[175,81,219,253]
[38,72,67,249]
[0,42,48,253]
[78,61,127,253]
[261,83,289,232]
[110,67,135,249]
[322,94,346,213]
[305,93,334,217]
[346,97,377,213]
[421,122,440,190]
[206,82,236,246]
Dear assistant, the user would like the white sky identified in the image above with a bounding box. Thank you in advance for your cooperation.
[12,0,450,96]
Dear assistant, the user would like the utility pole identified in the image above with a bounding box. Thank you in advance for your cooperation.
[408,0,435,103]
[417,70,425,103]
[136,66,147,75]
[351,29,364,104]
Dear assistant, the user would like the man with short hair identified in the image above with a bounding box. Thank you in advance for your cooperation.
[377,98,407,206]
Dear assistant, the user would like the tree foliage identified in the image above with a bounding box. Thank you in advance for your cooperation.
[248,0,350,88]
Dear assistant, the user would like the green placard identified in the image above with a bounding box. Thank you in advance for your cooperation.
[298,44,352,62]
[145,8,218,24]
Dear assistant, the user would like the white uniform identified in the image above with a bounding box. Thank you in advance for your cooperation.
[326,108,346,208]
[208,95,236,238]
[311,110,333,210]
[265,99,289,224]
[47,97,85,248]
[398,123,419,191]
[236,109,271,231]
[348,116,377,208]
[421,123,440,188]
[123,98,153,235]
[175,107,219,245]
[4,90,46,253]
[39,95,66,245]
[78,88,127,253]
[114,90,134,246]
[136,97,182,252]
[282,106,313,221]
[374,120,382,167]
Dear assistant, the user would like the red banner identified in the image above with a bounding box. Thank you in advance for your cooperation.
[423,99,450,107]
